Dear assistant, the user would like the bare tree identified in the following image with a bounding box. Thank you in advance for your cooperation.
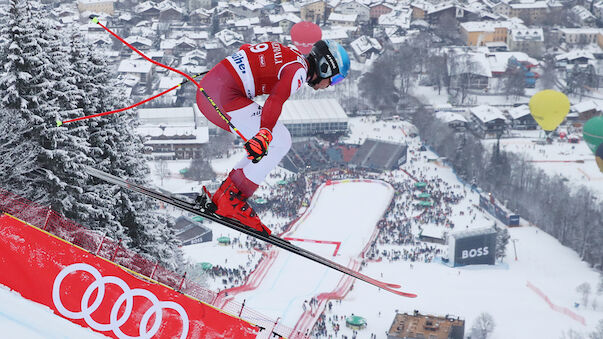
[589,319,603,339]
[503,59,526,99]
[448,50,479,104]
[471,312,496,339]
[425,54,448,94]
[562,329,585,339]
[577,282,592,308]
[539,54,558,90]
[495,226,510,262]
[359,52,398,112]
[184,155,216,182]
[154,159,170,186]
[434,12,460,43]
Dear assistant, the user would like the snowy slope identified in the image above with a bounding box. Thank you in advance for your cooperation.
[0,285,108,339]
[228,180,393,326]
[184,178,601,339]
[180,117,601,338]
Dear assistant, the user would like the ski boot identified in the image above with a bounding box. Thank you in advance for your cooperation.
[204,176,271,236]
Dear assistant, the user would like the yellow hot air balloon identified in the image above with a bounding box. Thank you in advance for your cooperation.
[528,90,570,131]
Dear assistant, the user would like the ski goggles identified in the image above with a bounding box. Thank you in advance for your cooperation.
[329,73,345,86]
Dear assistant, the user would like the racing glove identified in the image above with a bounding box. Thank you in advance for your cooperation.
[244,128,272,163]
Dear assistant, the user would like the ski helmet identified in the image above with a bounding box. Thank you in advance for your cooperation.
[307,40,350,86]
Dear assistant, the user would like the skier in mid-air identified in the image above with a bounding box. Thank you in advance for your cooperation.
[196,40,350,235]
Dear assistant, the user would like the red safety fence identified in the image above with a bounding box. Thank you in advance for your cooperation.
[526,281,586,326]
[0,212,258,338]
[0,187,293,338]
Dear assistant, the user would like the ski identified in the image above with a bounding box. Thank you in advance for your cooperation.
[84,166,417,298]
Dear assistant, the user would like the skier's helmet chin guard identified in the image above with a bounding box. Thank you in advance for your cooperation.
[307,40,350,86]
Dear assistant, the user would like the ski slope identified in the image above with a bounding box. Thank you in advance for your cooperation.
[229,180,393,325]
[184,176,601,339]
[0,285,108,339]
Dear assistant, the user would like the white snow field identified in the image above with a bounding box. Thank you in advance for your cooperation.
[0,285,108,339]
[226,180,393,325]
[183,176,601,339]
[181,116,602,339]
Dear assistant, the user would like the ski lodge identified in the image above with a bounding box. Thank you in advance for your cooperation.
[387,311,465,339]
[136,106,209,160]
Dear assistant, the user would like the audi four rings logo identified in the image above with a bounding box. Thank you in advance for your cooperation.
[52,263,189,339]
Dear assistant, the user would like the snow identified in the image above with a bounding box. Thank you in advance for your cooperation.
[470,105,507,123]
[175,116,601,338]
[181,169,601,339]
[483,136,603,197]
[117,59,152,74]
[0,285,109,339]
[221,180,392,325]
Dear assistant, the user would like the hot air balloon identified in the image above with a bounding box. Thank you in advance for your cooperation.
[290,21,322,54]
[596,142,603,173]
[583,116,603,153]
[583,116,603,173]
[529,90,570,131]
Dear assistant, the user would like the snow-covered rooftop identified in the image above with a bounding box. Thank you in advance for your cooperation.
[215,29,244,47]
[280,99,348,124]
[138,107,197,125]
[486,52,538,74]
[436,112,469,124]
[158,76,183,90]
[328,12,358,22]
[450,226,497,239]
[78,0,116,3]
[506,105,531,120]
[160,36,197,50]
[555,50,596,61]
[125,36,153,47]
[350,35,382,56]
[572,100,600,113]
[378,7,411,29]
[268,13,302,24]
[234,17,260,28]
[118,59,153,73]
[448,51,492,77]
[571,5,596,21]
[253,26,284,36]
[509,1,548,9]
[321,28,351,41]
[557,27,602,35]
[136,106,209,144]
[470,105,507,123]
[281,2,299,13]
[135,1,158,14]
[460,20,524,33]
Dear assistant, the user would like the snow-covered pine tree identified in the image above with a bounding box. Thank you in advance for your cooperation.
[0,0,42,196]
[0,0,97,227]
[495,226,510,262]
[66,30,183,270]
[63,28,127,241]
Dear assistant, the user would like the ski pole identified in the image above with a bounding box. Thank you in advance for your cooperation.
[57,71,207,126]
[85,15,248,143]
